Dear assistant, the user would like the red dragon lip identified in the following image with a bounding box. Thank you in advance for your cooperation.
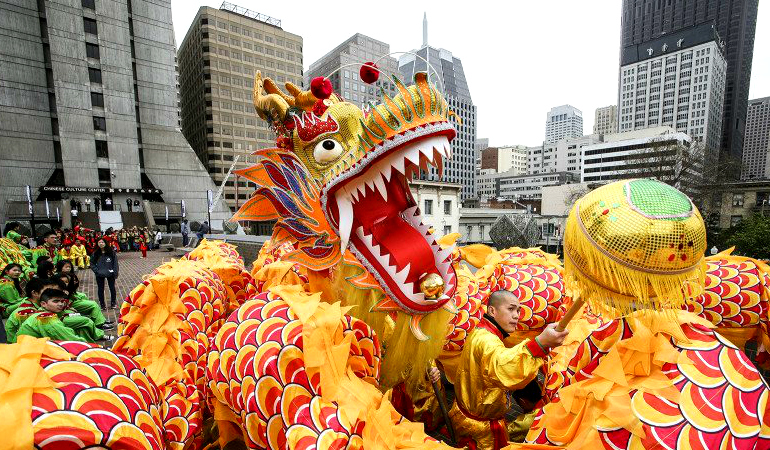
[324,123,458,313]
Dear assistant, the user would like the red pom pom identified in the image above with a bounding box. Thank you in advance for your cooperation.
[360,62,380,84]
[283,119,295,131]
[310,77,333,100]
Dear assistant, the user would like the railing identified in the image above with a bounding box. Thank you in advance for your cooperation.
[219,2,281,27]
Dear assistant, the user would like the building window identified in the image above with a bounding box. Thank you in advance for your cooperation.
[424,199,433,215]
[730,215,743,227]
[90,92,104,107]
[95,140,108,158]
[88,68,102,83]
[86,43,100,59]
[83,17,98,35]
[98,168,111,187]
[444,225,452,235]
[443,200,451,215]
[93,116,106,131]
[81,0,95,9]
[732,193,744,207]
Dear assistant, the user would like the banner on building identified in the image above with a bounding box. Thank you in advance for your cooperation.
[25,185,33,215]
[165,206,169,222]
[181,200,186,218]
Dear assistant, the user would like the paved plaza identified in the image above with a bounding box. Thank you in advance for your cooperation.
[76,248,175,342]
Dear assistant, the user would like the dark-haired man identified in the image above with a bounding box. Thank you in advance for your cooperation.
[16,289,86,342]
[35,231,60,263]
[448,290,568,450]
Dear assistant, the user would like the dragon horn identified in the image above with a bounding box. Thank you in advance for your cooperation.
[284,82,319,110]
[263,78,296,106]
[253,71,290,121]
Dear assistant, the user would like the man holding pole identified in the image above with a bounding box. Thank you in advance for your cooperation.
[448,289,567,450]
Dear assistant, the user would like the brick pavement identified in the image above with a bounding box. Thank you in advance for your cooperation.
[77,248,175,343]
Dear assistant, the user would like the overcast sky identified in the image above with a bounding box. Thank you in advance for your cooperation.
[170,0,768,147]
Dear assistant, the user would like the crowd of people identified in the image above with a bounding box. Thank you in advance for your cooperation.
[0,221,165,344]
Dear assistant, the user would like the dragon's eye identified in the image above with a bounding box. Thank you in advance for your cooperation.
[313,138,343,163]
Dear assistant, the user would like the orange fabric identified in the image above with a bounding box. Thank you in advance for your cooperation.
[0,336,73,450]
[528,310,714,448]
[274,284,453,449]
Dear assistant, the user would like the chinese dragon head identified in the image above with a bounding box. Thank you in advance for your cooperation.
[233,71,460,387]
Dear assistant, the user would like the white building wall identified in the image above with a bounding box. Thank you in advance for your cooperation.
[545,105,584,143]
[409,181,461,237]
[618,40,726,156]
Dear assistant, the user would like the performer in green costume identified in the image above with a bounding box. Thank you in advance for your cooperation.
[16,289,86,342]
[0,263,25,318]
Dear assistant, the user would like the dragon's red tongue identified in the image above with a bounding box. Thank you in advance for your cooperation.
[369,215,435,285]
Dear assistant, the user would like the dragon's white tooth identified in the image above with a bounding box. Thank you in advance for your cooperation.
[445,144,452,158]
[374,174,388,201]
[336,192,353,252]
[402,281,414,295]
[392,157,405,175]
[436,246,455,263]
[356,226,365,239]
[406,146,421,166]
[394,263,411,284]
[407,291,427,303]
[350,187,360,202]
[381,163,393,182]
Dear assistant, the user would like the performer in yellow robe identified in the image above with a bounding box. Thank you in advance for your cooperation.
[69,242,89,269]
[448,290,567,450]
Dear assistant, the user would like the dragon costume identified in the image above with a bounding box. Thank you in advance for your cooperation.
[3,66,770,450]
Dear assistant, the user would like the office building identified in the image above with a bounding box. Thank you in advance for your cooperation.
[399,15,477,201]
[178,3,303,210]
[306,33,399,109]
[594,105,618,135]
[409,180,462,237]
[581,127,697,193]
[620,0,760,161]
[545,105,583,144]
[741,97,770,180]
[618,23,727,156]
[0,0,230,227]
[480,145,528,174]
[528,135,603,175]
[477,170,580,202]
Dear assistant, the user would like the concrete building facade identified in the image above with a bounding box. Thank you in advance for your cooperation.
[620,0,760,162]
[0,0,230,227]
[480,145,528,174]
[701,180,770,229]
[594,105,618,135]
[178,3,303,211]
[527,135,603,176]
[399,19,477,201]
[741,97,770,180]
[409,180,461,237]
[305,33,398,110]
[581,127,695,189]
[545,105,583,144]
[618,23,727,156]
[477,170,580,202]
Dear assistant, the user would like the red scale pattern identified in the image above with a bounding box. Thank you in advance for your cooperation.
[207,292,381,450]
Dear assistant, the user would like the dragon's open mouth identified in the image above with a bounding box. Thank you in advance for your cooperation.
[324,123,458,313]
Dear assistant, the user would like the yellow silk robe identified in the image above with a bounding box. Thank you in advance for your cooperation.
[449,317,546,450]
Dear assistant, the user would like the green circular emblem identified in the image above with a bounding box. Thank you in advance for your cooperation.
[624,179,693,220]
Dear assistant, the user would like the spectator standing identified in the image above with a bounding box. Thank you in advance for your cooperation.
[181,219,190,247]
[90,238,119,309]
[154,229,163,250]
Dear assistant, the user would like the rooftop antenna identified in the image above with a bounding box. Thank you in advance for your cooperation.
[423,12,428,47]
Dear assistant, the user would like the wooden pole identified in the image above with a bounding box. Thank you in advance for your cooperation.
[555,298,584,332]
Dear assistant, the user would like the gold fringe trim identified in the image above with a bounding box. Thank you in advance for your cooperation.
[564,214,705,319]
